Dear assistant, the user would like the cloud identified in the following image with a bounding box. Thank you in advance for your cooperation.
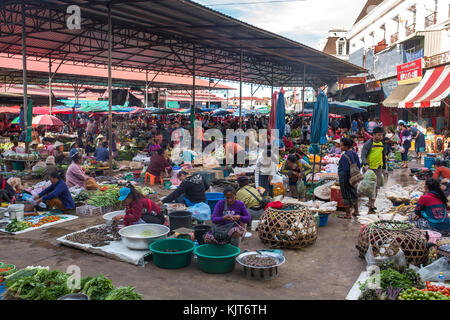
[196,0,367,48]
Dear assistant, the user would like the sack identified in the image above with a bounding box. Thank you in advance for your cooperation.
[358,170,377,198]
[417,257,450,282]
[187,202,211,221]
[399,146,405,153]
[85,178,99,190]
[296,179,305,195]
[343,153,363,186]
[365,244,407,267]
[211,222,235,242]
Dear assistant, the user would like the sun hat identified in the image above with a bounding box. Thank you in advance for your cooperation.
[53,141,63,148]
[118,187,131,201]
[46,156,55,165]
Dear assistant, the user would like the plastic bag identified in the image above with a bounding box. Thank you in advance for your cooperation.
[187,202,211,221]
[358,170,377,198]
[296,180,305,195]
[365,244,407,267]
[417,257,450,282]
[32,161,46,173]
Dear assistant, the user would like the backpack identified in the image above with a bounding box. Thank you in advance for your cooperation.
[343,153,363,187]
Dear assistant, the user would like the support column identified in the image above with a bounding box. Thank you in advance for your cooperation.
[145,70,148,108]
[250,83,253,110]
[239,48,243,128]
[107,4,113,175]
[22,2,29,152]
[301,64,306,126]
[49,56,52,115]
[191,44,196,129]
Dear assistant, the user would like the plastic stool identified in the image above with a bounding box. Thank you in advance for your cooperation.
[145,173,163,186]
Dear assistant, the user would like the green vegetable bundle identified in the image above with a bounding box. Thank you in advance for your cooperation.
[81,275,114,300]
[105,286,142,300]
[74,190,91,203]
[6,219,29,233]
[87,187,120,207]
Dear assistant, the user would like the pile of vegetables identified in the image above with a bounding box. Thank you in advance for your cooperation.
[87,186,120,207]
[135,186,156,196]
[117,149,138,161]
[5,219,30,232]
[357,261,450,300]
[3,267,142,300]
[0,264,17,277]
[74,190,91,203]
[0,142,14,152]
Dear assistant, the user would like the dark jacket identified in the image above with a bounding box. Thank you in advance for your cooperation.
[147,154,170,177]
[0,176,16,202]
[360,139,387,169]
[39,179,75,209]
[163,173,209,204]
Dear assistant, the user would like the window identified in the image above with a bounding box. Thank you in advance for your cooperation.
[337,37,346,55]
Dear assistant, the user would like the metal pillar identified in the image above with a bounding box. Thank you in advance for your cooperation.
[107,4,113,175]
[208,77,211,108]
[239,48,243,128]
[191,44,196,129]
[145,70,148,108]
[301,64,306,127]
[250,83,253,110]
[22,2,29,152]
[49,57,52,115]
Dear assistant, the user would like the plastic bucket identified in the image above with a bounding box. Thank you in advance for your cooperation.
[11,161,25,171]
[193,225,212,245]
[205,192,225,213]
[163,180,172,190]
[424,157,435,169]
[318,214,329,227]
[149,238,195,269]
[194,244,241,274]
[8,204,24,220]
[168,210,192,231]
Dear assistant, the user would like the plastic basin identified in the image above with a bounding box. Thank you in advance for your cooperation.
[318,214,329,227]
[205,192,225,213]
[168,210,192,231]
[194,244,241,274]
[425,230,442,244]
[149,238,195,269]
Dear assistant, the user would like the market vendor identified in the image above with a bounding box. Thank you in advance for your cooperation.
[113,185,164,226]
[69,141,79,158]
[42,156,58,181]
[42,138,54,155]
[94,141,109,162]
[432,160,450,197]
[34,171,75,212]
[329,140,342,155]
[159,171,209,205]
[280,154,312,200]
[0,175,16,203]
[204,187,250,247]
[84,135,96,155]
[255,145,278,197]
[147,148,172,178]
[66,153,98,190]
[409,178,450,236]
[409,123,425,160]
[236,176,266,220]
[147,136,161,156]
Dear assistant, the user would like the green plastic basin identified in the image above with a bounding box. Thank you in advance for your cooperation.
[194,244,241,274]
[149,238,194,269]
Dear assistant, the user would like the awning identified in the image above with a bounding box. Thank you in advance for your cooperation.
[400,65,450,108]
[383,83,420,108]
[344,100,377,108]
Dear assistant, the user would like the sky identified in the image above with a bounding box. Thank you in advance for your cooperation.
[194,0,367,98]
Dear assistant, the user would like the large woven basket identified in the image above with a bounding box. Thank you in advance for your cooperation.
[257,205,318,249]
[356,220,428,266]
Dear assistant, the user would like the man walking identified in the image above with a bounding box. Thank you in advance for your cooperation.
[361,126,386,213]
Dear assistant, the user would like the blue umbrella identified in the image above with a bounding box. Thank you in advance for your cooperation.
[308,90,329,155]
[275,90,286,138]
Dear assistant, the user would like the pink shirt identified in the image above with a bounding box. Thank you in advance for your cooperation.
[66,162,89,188]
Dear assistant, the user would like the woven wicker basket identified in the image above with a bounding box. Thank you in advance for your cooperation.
[257,205,318,249]
[436,237,450,260]
[356,220,428,266]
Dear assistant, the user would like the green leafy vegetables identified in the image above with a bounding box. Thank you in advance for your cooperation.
[105,286,142,300]
[5,219,29,232]
[87,187,120,207]
[81,275,115,300]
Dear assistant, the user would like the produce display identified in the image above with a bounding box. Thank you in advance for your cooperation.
[385,184,424,203]
[74,190,91,203]
[65,223,121,247]
[398,288,450,300]
[2,151,39,161]
[3,266,141,300]
[87,186,120,207]
[242,255,278,267]
[117,149,138,161]
[0,264,17,276]
[5,219,29,232]
[5,215,63,232]
[0,142,13,152]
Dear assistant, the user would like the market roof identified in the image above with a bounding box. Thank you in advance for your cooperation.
[0,56,234,91]
[0,0,366,88]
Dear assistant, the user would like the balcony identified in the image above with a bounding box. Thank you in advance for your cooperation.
[390,32,399,44]
[425,51,450,68]
[425,12,437,28]
[406,23,416,36]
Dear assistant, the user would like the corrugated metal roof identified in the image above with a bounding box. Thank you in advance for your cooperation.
[0,0,366,88]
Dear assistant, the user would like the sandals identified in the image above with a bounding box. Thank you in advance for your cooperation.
[337,213,352,219]
[368,208,377,214]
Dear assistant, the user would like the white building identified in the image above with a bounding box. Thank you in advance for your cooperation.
[321,29,350,61]
[342,0,450,131]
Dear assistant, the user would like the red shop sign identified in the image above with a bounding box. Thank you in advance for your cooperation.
[397,58,423,85]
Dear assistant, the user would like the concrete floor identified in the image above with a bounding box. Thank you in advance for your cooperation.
[0,161,421,300]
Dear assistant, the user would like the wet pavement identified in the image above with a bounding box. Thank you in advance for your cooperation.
[0,161,423,300]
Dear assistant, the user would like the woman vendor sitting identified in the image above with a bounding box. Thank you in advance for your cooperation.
[66,153,98,190]
[34,171,75,212]
[113,185,164,226]
[409,178,450,236]
[280,154,312,200]
[147,148,172,178]
[0,175,16,203]
[204,187,251,247]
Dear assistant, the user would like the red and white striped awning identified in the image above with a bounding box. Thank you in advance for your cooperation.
[400,65,450,108]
